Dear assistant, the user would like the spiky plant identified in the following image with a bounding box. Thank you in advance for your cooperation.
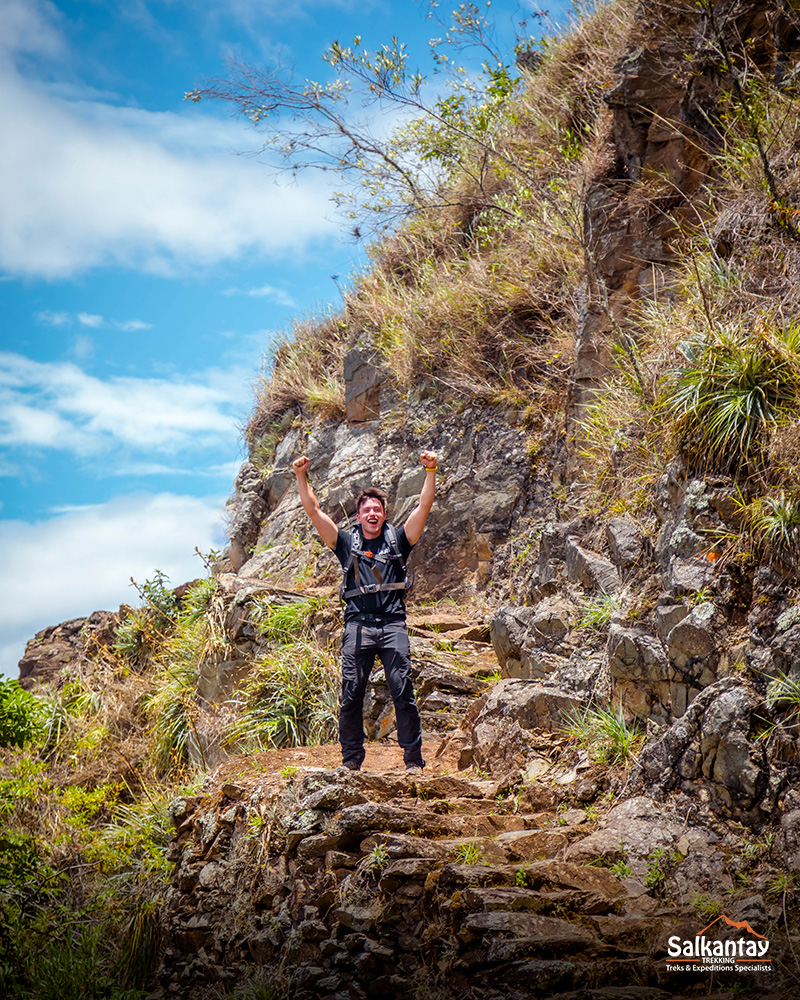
[749,491,800,565]
[664,323,800,473]
[252,596,324,645]
[562,703,645,766]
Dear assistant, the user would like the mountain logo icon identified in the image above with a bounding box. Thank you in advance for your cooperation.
[698,914,768,940]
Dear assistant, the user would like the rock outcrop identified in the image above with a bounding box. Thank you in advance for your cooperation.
[159,764,794,998]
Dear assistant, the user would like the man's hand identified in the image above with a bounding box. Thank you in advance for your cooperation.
[293,455,310,476]
[420,450,437,470]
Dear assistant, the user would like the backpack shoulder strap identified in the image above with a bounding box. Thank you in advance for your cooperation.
[383,523,405,564]
[340,526,363,600]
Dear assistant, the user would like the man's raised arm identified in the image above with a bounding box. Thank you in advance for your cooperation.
[293,456,339,550]
[403,450,437,545]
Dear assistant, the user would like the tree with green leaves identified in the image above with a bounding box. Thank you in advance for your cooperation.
[185,1,550,238]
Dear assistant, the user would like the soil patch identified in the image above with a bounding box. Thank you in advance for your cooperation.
[211,738,446,786]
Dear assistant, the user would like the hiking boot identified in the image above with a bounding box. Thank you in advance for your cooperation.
[339,760,362,772]
[405,763,424,775]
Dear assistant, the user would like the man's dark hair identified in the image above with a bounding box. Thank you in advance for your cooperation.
[356,487,388,513]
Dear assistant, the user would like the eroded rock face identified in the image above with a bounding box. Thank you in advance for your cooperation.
[606,517,645,569]
[17,611,118,688]
[490,598,577,680]
[564,537,620,594]
[159,755,796,999]
[629,679,768,817]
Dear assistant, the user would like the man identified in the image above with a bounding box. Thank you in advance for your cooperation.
[292,451,438,772]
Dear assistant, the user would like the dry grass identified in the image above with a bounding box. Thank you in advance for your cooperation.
[348,199,580,398]
[512,0,635,177]
[246,312,349,450]
[241,1,638,446]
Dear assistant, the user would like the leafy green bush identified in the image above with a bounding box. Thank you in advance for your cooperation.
[0,921,146,1000]
[139,570,180,631]
[0,680,49,749]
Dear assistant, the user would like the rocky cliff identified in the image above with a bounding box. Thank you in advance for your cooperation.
[9,1,800,998]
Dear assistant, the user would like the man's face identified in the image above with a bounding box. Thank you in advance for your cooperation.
[357,498,386,539]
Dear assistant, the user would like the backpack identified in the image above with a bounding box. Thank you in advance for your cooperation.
[340,523,411,602]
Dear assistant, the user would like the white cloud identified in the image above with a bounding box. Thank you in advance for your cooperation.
[0,0,340,280]
[0,0,64,61]
[70,334,95,362]
[0,351,242,456]
[0,71,337,280]
[0,491,227,678]
[77,312,105,328]
[115,319,153,332]
[223,283,297,307]
[36,309,71,326]
[34,310,154,332]
[108,458,241,479]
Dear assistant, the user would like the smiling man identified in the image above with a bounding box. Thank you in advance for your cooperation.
[292,451,438,772]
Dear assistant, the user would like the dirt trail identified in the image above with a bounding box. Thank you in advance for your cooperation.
[212,739,447,787]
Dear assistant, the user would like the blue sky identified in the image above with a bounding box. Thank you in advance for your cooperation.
[0,0,567,676]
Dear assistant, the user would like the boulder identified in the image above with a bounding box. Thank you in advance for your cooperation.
[475,678,585,733]
[666,601,719,666]
[655,600,690,639]
[565,797,683,877]
[565,537,620,593]
[606,624,671,721]
[18,611,117,688]
[491,599,577,680]
[605,518,645,569]
[699,686,765,804]
[630,679,767,812]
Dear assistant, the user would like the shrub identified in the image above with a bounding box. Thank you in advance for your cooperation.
[0,680,49,749]
[145,661,201,775]
[764,672,800,733]
[562,703,644,766]
[225,643,339,750]
[664,323,800,473]
[252,596,324,645]
[748,491,800,565]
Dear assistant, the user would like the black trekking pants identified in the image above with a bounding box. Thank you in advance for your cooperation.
[339,619,424,767]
